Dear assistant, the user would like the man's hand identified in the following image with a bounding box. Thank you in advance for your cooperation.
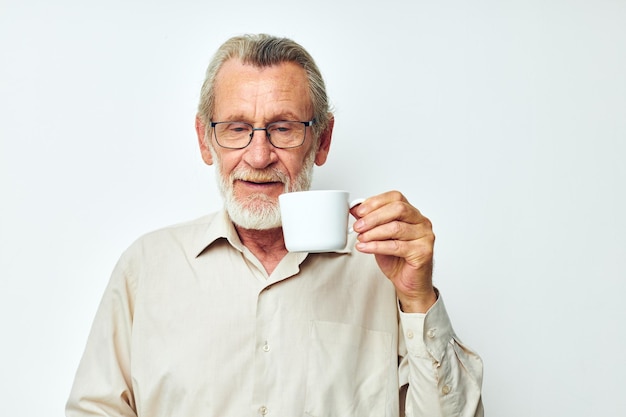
[351,191,437,313]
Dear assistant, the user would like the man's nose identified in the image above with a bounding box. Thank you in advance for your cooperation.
[244,129,277,168]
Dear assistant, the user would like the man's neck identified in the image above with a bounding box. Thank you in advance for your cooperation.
[235,225,288,275]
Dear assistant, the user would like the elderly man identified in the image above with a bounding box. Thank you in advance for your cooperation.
[67,34,483,417]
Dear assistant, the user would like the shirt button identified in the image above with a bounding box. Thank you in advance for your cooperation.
[442,385,451,395]
[259,406,268,415]
[263,342,270,352]
[427,328,436,339]
[406,330,414,339]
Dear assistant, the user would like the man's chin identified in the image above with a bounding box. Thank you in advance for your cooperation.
[225,197,282,231]
[229,213,282,231]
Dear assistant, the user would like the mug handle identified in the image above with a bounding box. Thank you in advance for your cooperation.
[350,198,365,210]
[348,198,365,234]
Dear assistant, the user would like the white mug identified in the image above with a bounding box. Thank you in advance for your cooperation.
[279,190,364,253]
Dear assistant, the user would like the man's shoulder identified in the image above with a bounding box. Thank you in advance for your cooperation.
[124,212,221,255]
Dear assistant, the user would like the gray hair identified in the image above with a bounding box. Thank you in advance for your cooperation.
[197,34,331,139]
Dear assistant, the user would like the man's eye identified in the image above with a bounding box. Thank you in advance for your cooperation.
[270,123,293,133]
[228,124,249,133]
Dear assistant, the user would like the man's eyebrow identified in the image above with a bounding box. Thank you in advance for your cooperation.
[266,113,304,122]
[215,113,307,123]
[212,113,247,122]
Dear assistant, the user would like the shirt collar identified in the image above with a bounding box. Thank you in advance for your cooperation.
[193,209,244,257]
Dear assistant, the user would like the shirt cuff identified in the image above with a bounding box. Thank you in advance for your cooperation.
[398,289,456,364]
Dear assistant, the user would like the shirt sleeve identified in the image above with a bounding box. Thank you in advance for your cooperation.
[66,250,138,417]
[398,292,484,417]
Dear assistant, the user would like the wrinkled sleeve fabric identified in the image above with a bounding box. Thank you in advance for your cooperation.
[398,294,484,417]
[66,249,138,417]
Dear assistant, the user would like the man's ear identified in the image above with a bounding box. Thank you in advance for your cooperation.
[195,115,214,166]
[314,115,334,166]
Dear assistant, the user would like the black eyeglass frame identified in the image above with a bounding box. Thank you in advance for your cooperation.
[209,119,316,150]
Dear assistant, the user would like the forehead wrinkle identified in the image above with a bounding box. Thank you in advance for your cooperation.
[213,60,312,123]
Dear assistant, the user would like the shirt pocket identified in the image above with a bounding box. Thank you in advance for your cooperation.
[304,321,393,417]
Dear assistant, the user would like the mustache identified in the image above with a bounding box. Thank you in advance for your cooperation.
[231,167,289,184]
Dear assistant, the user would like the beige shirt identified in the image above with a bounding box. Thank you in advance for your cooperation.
[67,210,483,417]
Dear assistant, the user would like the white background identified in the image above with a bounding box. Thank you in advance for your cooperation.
[1,0,625,415]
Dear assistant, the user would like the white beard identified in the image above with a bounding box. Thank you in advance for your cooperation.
[212,146,316,230]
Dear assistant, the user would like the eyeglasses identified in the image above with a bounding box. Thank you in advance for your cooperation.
[210,119,315,149]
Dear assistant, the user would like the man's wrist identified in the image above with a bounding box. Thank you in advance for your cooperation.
[398,289,438,314]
